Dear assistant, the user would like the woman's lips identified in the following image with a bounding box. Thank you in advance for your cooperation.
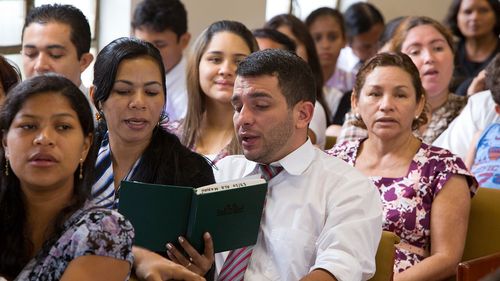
[124,118,149,130]
[28,153,58,167]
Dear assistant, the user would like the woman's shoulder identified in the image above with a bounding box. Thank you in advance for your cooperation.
[70,206,134,242]
[421,142,461,160]
[161,119,184,138]
[418,143,477,193]
[39,205,134,268]
[418,142,467,168]
[325,139,359,162]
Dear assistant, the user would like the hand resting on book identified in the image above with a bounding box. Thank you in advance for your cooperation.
[166,232,215,276]
[133,246,205,281]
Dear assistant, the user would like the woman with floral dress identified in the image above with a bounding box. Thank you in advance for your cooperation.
[327,53,477,280]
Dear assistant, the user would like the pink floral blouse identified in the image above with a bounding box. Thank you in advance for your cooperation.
[327,140,477,272]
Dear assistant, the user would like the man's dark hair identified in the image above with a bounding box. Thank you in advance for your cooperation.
[485,53,500,105]
[252,28,296,52]
[344,2,384,40]
[23,4,91,59]
[237,49,316,108]
[132,0,188,39]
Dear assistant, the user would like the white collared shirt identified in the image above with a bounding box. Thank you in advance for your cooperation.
[79,83,98,125]
[433,90,500,159]
[310,101,327,149]
[337,46,360,74]
[165,56,188,122]
[214,140,382,281]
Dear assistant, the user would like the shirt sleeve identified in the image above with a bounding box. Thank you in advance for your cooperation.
[70,209,135,266]
[311,164,383,281]
[429,147,478,198]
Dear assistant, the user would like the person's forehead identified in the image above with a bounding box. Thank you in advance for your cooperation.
[23,22,75,48]
[135,27,181,46]
[236,74,278,86]
[234,75,284,100]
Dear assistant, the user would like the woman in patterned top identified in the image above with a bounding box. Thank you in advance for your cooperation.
[0,75,133,280]
[327,53,477,280]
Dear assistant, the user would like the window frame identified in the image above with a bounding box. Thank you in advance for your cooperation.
[0,0,100,56]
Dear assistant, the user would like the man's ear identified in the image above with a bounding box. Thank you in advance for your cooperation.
[295,101,314,129]
[89,85,97,108]
[79,53,94,73]
[179,32,191,50]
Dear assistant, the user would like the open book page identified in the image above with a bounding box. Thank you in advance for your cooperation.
[195,178,266,195]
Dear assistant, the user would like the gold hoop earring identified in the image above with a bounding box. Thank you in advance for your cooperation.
[5,158,9,176]
[79,159,83,180]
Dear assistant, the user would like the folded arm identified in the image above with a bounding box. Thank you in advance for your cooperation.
[395,175,471,281]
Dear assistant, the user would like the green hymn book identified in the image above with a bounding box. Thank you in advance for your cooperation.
[118,179,267,253]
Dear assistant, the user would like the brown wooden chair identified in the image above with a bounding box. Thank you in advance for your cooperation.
[324,135,337,150]
[457,252,500,281]
[369,231,400,281]
[461,188,500,262]
[447,188,500,281]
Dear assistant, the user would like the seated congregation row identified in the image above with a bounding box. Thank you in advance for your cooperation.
[0,1,498,281]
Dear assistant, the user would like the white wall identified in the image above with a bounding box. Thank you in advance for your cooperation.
[87,0,454,86]
[370,0,453,22]
[182,0,266,44]
[98,0,136,50]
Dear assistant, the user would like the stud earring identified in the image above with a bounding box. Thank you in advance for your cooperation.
[95,112,102,121]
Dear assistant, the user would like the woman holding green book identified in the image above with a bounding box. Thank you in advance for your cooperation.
[90,37,215,280]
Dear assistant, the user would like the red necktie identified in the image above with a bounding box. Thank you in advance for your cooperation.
[218,164,283,281]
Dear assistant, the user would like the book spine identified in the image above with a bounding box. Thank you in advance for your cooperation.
[186,190,200,246]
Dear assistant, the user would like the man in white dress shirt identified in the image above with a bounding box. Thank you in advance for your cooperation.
[21,4,97,117]
[214,49,382,281]
[132,0,191,122]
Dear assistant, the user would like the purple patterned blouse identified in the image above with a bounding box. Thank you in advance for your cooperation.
[15,203,134,281]
[326,140,477,272]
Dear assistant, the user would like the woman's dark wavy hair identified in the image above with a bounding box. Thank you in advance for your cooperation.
[93,37,166,141]
[265,14,332,124]
[305,7,346,40]
[93,37,212,186]
[352,52,428,131]
[0,74,95,278]
[0,55,21,98]
[444,0,500,39]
